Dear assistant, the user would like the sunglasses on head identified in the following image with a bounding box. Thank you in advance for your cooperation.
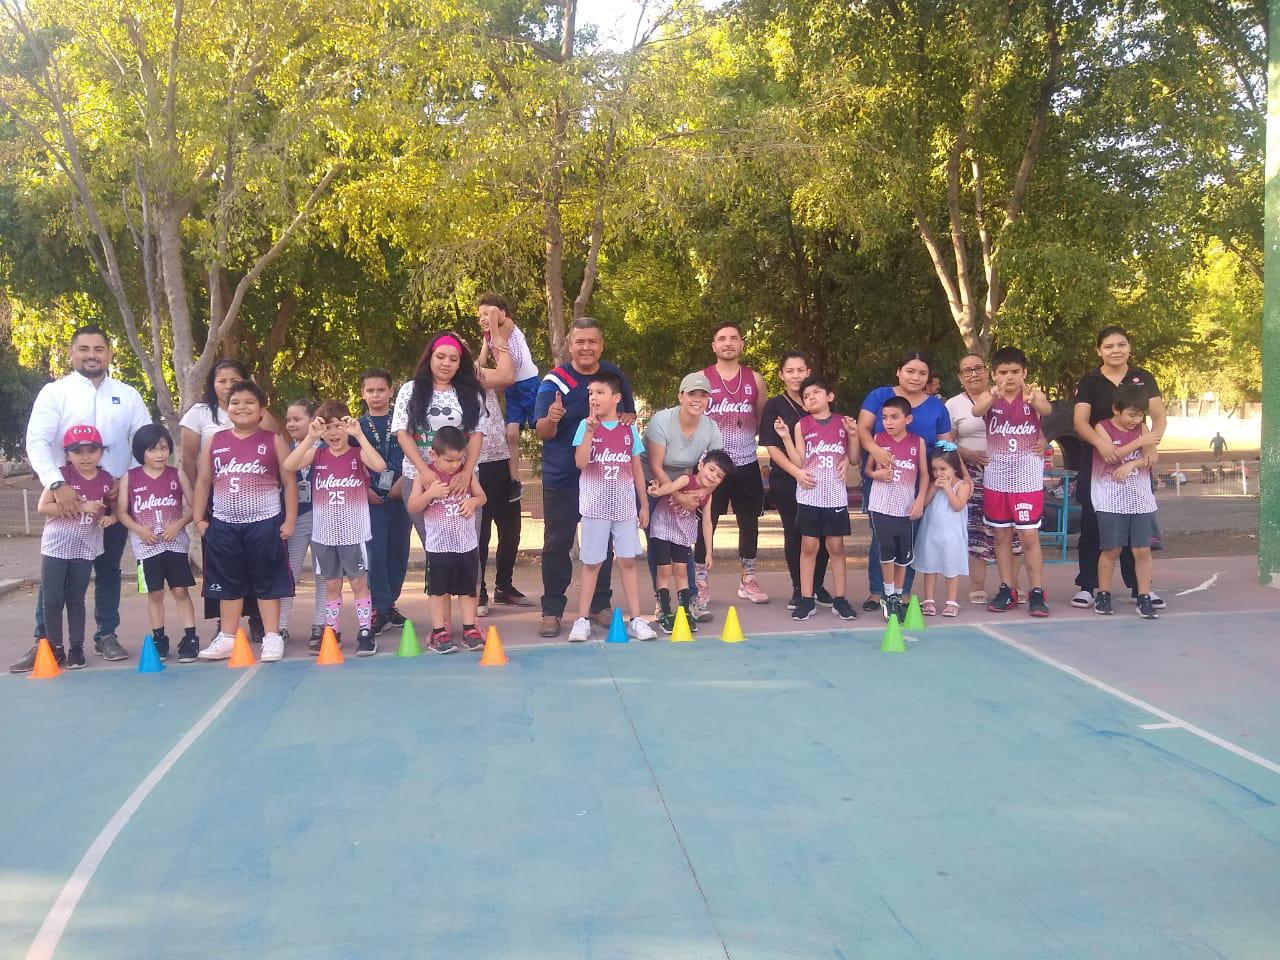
[66,443,102,453]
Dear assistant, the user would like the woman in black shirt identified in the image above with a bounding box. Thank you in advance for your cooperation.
[759,351,831,608]
[1070,326,1167,608]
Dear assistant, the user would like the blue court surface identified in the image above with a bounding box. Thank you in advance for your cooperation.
[3,614,1278,959]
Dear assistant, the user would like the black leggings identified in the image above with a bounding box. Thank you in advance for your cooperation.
[477,459,521,593]
[41,556,93,646]
[772,475,828,593]
[696,460,764,563]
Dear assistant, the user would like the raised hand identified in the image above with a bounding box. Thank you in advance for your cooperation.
[548,393,566,423]
[344,416,363,438]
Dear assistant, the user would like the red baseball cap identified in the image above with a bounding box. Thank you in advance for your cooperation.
[63,425,104,448]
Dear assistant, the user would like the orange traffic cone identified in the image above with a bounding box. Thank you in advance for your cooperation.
[228,627,256,668]
[479,625,508,667]
[316,626,345,665]
[29,638,62,680]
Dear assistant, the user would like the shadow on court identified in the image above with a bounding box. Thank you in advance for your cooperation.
[2,613,1278,959]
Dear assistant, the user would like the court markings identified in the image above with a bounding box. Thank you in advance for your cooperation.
[25,666,261,960]
[978,623,1280,777]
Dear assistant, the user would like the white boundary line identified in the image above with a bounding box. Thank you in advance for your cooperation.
[26,666,260,960]
[976,624,1280,776]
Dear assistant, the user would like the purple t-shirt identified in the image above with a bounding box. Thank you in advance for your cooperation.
[210,429,280,524]
[127,465,188,559]
[795,415,849,509]
[572,420,644,521]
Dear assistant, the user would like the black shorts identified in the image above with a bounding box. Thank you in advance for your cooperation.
[649,536,692,567]
[869,512,914,566]
[141,551,196,592]
[426,549,479,597]
[202,516,294,601]
[796,504,851,539]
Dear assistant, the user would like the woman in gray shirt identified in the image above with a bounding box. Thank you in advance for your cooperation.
[640,372,723,601]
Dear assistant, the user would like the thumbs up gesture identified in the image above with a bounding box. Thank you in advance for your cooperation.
[548,392,566,423]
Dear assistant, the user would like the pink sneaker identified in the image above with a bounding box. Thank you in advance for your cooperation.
[737,574,769,604]
[695,564,711,607]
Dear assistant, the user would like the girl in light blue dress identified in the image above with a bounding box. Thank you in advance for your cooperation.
[913,443,972,616]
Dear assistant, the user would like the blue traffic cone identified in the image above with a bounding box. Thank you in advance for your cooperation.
[138,634,164,674]
[606,606,629,643]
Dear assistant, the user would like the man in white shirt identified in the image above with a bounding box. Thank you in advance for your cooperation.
[14,325,152,671]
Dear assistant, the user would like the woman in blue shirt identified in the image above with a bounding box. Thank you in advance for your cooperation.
[856,351,954,611]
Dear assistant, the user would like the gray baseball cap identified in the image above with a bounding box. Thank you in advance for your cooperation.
[679,372,712,394]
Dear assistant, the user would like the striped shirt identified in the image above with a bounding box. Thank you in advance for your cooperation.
[866,432,920,517]
[126,465,188,559]
[1091,420,1157,514]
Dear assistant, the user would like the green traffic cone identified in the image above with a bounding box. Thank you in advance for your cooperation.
[397,620,421,657]
[880,615,906,653]
[903,594,926,631]
[136,562,148,594]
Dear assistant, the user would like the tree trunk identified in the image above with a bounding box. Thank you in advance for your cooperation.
[156,205,200,409]
[542,0,577,363]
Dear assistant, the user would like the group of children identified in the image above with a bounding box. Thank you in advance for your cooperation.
[35,344,1164,665]
[773,348,1162,624]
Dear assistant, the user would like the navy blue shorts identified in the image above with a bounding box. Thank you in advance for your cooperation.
[505,377,540,429]
[202,516,294,601]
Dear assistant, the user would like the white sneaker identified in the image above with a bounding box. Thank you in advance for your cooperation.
[567,617,593,643]
[198,632,236,660]
[260,633,284,662]
[688,598,713,623]
[1070,589,1093,608]
[630,617,658,641]
[477,601,490,617]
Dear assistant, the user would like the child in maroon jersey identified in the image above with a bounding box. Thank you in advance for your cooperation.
[283,400,387,656]
[407,427,487,653]
[116,424,198,661]
[193,381,297,663]
[36,425,117,669]
[865,396,927,622]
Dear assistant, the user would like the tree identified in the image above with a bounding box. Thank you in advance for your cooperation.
[0,0,400,433]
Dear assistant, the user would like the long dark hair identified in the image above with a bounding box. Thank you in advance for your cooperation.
[204,360,250,425]
[409,331,482,433]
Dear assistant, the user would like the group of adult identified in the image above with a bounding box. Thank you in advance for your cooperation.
[17,315,1166,670]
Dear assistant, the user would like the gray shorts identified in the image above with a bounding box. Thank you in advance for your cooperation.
[580,516,642,565]
[313,542,369,580]
[1096,511,1157,551]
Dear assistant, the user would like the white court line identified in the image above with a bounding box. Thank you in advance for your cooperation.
[977,624,1280,777]
[26,666,260,960]
[1139,721,1183,731]
[1175,572,1223,596]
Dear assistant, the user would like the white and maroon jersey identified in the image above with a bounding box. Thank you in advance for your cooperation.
[127,466,188,559]
[310,445,371,546]
[41,465,114,561]
[650,472,706,547]
[866,431,920,517]
[209,429,281,524]
[578,421,642,521]
[703,364,761,467]
[1091,420,1157,514]
[984,394,1044,493]
[795,415,849,509]
[421,464,479,553]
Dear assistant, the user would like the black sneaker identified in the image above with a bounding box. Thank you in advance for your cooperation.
[356,628,377,656]
[151,633,170,661]
[1028,588,1050,618]
[94,635,129,661]
[791,596,817,621]
[787,589,800,611]
[387,606,407,627]
[66,644,86,669]
[429,628,458,654]
[832,597,858,621]
[1133,592,1167,610]
[1136,594,1159,620]
[1094,591,1114,616]
[371,610,390,636]
[10,643,66,673]
[891,594,907,623]
[986,584,1014,613]
[815,586,835,608]
[509,479,524,503]
[177,634,199,663]
[494,585,534,606]
[308,629,332,656]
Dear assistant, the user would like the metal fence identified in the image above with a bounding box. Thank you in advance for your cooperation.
[1155,460,1261,498]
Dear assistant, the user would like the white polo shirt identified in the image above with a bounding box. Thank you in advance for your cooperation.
[26,371,152,488]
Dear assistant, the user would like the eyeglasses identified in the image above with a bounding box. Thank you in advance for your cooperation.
[66,444,102,453]
[959,366,986,376]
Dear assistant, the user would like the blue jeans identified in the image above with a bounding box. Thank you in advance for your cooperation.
[368,495,411,613]
[34,521,127,640]
[865,516,920,596]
